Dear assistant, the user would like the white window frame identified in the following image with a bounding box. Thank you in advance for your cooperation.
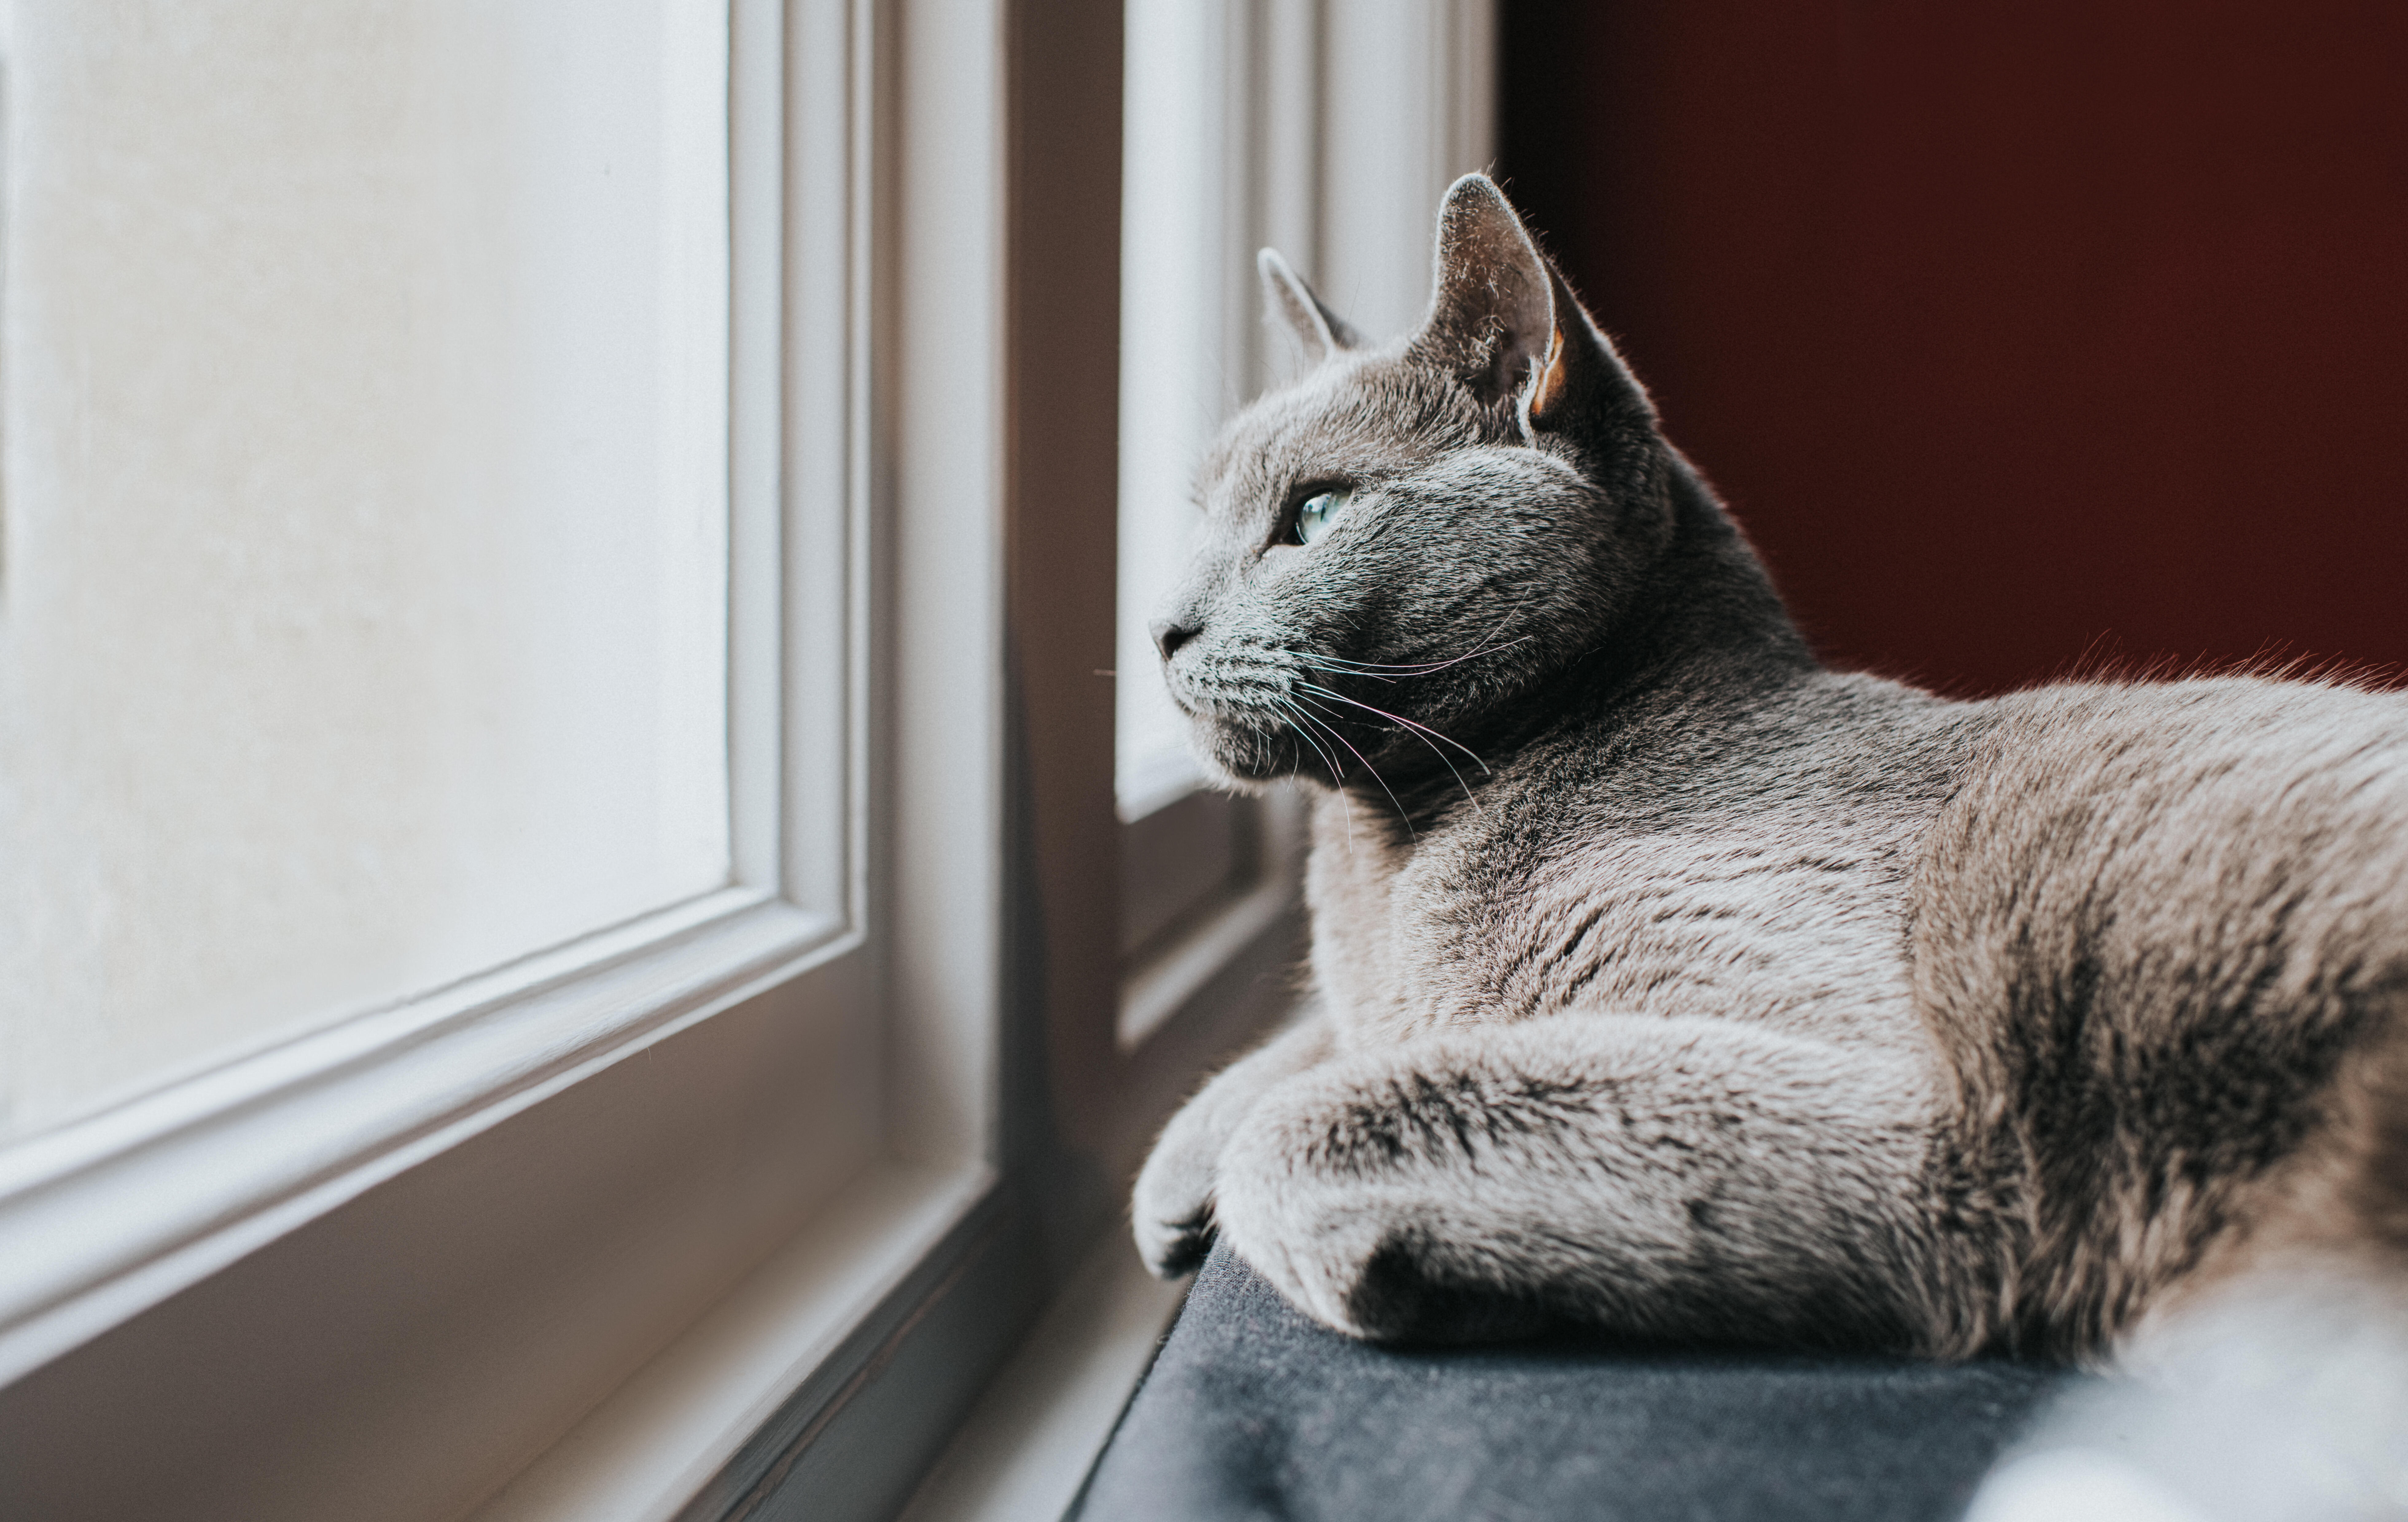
[895,6,1499,1517]
[0,1,879,1380]
[0,3,1494,1518]
[0,4,1008,1518]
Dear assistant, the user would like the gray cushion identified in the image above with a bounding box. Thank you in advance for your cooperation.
[1076,1240,2071,1522]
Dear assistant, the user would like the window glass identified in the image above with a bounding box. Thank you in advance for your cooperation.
[0,0,732,1140]
[1116,0,1251,819]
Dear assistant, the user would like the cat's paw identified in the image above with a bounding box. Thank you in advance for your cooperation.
[1130,1014,1339,1279]
[1130,1097,1226,1277]
[1132,1198,1216,1279]
[1209,1063,1561,1344]
[1207,1078,1392,1337]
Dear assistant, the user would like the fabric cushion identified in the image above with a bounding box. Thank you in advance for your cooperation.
[1076,1240,2071,1522]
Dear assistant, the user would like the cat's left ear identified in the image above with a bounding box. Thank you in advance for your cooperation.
[1412,174,1652,442]
[1259,248,1360,367]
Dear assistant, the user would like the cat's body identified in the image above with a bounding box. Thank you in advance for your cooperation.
[1132,176,2408,1388]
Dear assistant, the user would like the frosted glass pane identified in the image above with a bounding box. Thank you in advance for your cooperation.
[0,1,735,1140]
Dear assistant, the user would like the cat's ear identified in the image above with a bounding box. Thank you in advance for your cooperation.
[1259,248,1358,367]
[1413,174,1652,440]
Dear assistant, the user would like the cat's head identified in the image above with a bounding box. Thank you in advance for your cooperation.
[1153,173,1679,795]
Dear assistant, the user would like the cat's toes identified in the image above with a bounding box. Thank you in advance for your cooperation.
[1131,1124,1223,1277]
[1216,1166,1554,1342]
[1133,1206,1216,1278]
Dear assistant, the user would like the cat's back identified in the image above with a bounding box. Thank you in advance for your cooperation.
[1915,674,2408,1015]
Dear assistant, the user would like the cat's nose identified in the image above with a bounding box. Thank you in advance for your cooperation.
[1151,619,1200,661]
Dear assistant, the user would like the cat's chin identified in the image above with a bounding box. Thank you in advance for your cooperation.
[1192,746,1295,794]
[1199,765,1292,798]
[1190,721,1323,792]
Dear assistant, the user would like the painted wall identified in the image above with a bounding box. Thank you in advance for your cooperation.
[1498,1,2408,695]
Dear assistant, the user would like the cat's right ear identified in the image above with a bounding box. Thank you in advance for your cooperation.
[1414,174,1654,444]
[1259,249,1358,368]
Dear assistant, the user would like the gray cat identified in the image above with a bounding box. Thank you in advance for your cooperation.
[1132,174,2408,1426]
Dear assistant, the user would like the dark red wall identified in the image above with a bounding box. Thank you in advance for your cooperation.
[1498,2,2408,695]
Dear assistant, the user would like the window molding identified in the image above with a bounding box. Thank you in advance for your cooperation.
[0,0,895,1395]
[1119,793,1306,1053]
[0,889,835,1388]
[0,1,1012,1516]
[469,1159,1003,1522]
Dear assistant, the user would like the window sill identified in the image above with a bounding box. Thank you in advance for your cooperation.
[471,1159,999,1522]
[1120,867,1303,1053]
[0,889,841,1388]
[895,1229,1188,1522]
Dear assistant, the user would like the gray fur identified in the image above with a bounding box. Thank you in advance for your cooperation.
[1132,175,2408,1379]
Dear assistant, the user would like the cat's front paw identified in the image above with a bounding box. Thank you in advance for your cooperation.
[1209,1064,1561,1344]
[1131,1179,1215,1279]
[1208,1084,1391,1337]
[1129,1014,1339,1279]
[1134,1202,1215,1279]
[1131,1098,1225,1277]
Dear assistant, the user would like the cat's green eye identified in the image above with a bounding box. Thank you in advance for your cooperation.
[1292,488,1352,546]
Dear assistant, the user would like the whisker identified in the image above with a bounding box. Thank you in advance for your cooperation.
[1270,696,1344,783]
[1293,656,1400,685]
[1285,697,1415,841]
[1294,689,1483,816]
[1281,596,1541,676]
[1292,681,1493,775]
[1296,634,1534,677]
[1268,698,1357,858]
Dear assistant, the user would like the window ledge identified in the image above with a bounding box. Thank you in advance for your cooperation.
[895,1230,1188,1522]
[471,1159,999,1522]
[1120,869,1302,1051]
[0,889,842,1387]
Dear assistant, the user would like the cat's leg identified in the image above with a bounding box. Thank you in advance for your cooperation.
[1966,1031,2408,1521]
[1132,1011,1336,1276]
[1210,1012,1962,1347]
